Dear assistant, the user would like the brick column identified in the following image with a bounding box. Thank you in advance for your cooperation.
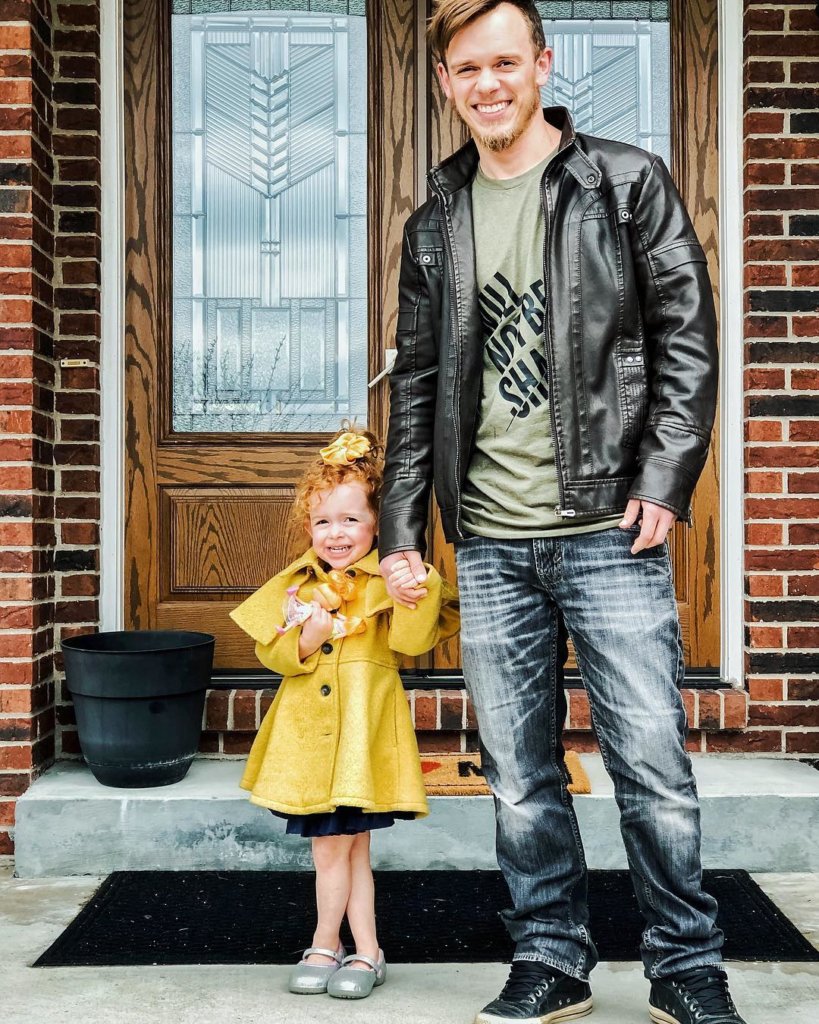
[0,0,101,856]
[0,0,57,856]
[51,0,101,760]
[743,2,819,754]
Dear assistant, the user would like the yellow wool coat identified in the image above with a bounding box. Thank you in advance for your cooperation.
[229,548,459,817]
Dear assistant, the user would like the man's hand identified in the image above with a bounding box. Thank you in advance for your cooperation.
[380,551,427,609]
[619,499,677,554]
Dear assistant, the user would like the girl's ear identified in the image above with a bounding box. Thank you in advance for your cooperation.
[303,517,312,535]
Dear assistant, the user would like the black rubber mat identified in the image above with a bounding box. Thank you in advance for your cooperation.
[34,869,819,967]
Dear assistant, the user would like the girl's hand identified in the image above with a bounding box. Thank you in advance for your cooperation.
[298,601,334,659]
[385,555,427,610]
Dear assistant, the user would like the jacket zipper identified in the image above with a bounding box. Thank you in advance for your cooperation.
[539,168,572,519]
[429,176,466,540]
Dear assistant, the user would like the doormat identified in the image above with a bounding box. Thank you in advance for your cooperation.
[34,869,819,967]
[421,750,590,796]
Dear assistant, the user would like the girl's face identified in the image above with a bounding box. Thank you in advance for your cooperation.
[306,482,376,570]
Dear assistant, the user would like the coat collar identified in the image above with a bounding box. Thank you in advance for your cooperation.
[229,547,384,647]
[295,546,383,579]
[427,106,601,196]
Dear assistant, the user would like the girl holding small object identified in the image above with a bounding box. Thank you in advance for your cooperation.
[230,427,459,1000]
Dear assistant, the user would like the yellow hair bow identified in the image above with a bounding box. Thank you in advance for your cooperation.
[319,432,371,467]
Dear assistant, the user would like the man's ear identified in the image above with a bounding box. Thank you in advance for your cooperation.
[534,46,553,89]
[436,60,452,100]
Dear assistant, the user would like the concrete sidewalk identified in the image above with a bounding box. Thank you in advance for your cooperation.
[2,865,817,1024]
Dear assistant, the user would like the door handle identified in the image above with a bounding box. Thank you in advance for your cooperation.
[367,349,397,389]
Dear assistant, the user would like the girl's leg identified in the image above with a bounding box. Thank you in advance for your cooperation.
[305,834,356,964]
[345,831,380,966]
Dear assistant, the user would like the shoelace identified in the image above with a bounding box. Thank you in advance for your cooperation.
[673,968,735,1016]
[498,961,557,1002]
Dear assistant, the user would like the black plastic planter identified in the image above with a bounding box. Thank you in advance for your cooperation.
[62,630,215,788]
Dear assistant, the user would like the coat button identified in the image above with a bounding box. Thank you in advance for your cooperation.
[320,685,331,696]
[621,209,631,221]
[587,173,596,184]
[345,568,356,577]
[321,642,333,654]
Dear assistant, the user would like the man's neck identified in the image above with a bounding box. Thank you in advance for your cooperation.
[476,115,562,181]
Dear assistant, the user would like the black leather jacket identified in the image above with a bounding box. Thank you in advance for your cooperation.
[379,108,718,557]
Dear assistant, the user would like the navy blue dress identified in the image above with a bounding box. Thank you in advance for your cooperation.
[271,806,415,838]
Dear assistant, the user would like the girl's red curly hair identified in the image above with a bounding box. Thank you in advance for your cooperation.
[292,426,383,530]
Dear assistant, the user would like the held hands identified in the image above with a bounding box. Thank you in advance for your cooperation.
[380,551,427,610]
[619,498,677,554]
[298,590,335,659]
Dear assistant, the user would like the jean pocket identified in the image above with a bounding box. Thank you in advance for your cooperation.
[617,525,668,559]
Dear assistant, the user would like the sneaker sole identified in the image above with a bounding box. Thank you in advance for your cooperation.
[474,996,594,1024]
[649,1008,679,1024]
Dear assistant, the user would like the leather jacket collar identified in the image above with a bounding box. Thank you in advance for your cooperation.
[428,106,603,196]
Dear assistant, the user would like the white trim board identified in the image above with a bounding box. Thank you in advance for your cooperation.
[97,8,747,683]
[99,0,125,632]
[718,0,745,688]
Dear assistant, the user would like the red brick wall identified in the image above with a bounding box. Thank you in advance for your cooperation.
[0,0,100,855]
[0,0,57,857]
[198,683,751,761]
[50,0,101,759]
[743,1,819,754]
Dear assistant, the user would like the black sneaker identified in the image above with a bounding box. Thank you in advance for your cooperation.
[649,967,747,1024]
[475,960,593,1024]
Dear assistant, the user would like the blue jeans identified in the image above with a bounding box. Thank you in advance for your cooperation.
[455,528,724,980]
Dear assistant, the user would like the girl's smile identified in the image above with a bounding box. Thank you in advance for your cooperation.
[307,482,376,569]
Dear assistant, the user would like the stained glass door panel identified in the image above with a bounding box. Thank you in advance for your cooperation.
[541,12,671,166]
[171,7,368,434]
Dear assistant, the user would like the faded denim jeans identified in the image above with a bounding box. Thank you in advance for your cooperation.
[455,527,724,980]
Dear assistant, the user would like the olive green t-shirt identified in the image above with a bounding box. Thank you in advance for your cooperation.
[461,152,620,538]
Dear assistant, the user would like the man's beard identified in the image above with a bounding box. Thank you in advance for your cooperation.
[456,87,542,152]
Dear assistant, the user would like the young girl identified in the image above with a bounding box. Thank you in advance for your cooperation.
[230,428,459,999]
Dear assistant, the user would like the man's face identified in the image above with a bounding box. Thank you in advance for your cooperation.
[436,3,553,153]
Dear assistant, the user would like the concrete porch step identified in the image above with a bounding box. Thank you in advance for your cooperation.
[14,755,819,876]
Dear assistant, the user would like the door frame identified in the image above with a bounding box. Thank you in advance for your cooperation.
[99,0,746,686]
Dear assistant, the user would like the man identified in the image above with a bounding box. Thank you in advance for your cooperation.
[378,3,746,1024]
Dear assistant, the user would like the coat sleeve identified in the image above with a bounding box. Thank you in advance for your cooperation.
[229,567,320,676]
[387,565,460,657]
[629,156,718,520]
[253,629,321,678]
[379,222,439,559]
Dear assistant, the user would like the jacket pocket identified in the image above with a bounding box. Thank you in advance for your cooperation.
[615,351,648,449]
[413,247,444,268]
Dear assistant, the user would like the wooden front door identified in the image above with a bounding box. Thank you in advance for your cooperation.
[123,0,421,668]
[124,0,720,676]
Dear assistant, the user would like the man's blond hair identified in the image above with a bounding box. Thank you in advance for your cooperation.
[428,0,547,66]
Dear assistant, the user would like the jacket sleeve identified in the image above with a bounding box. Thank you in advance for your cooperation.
[229,567,319,676]
[629,156,718,519]
[253,629,321,678]
[388,566,460,657]
[378,224,439,559]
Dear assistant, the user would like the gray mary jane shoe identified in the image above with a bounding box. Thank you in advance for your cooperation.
[327,950,387,999]
[288,945,346,995]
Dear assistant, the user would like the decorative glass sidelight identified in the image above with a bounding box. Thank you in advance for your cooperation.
[171,6,367,433]
[537,2,669,17]
[541,14,671,166]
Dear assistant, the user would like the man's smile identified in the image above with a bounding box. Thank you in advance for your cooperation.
[474,100,512,117]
